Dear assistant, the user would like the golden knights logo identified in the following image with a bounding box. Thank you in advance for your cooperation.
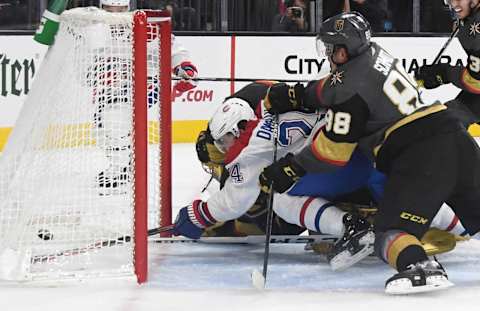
[335,19,345,32]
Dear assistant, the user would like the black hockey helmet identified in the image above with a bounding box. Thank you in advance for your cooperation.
[317,11,371,59]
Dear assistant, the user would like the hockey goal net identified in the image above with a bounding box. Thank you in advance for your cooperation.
[0,8,172,283]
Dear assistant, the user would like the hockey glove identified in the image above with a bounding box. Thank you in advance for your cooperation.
[264,83,311,114]
[173,61,198,93]
[196,130,224,164]
[415,63,450,89]
[172,200,216,239]
[259,153,306,194]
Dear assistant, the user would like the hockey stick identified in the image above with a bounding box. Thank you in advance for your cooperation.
[31,225,174,264]
[153,234,337,244]
[432,22,460,65]
[252,113,279,289]
[172,77,313,83]
[416,23,459,90]
[344,0,351,13]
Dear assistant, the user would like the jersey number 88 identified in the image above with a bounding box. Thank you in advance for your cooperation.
[383,61,421,115]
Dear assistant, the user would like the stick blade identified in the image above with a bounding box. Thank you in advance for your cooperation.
[251,269,266,290]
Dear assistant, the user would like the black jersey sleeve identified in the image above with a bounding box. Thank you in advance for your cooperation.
[446,49,480,94]
[303,78,328,110]
[294,94,369,173]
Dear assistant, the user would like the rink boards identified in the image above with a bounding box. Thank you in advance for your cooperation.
[0,35,473,149]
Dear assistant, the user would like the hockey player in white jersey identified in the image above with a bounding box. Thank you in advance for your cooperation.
[170,92,364,243]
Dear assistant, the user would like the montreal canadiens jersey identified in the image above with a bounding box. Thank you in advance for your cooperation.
[206,107,323,222]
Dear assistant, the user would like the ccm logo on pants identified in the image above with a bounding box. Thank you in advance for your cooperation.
[400,212,428,225]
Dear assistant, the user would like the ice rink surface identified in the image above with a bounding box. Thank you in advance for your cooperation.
[1,144,480,311]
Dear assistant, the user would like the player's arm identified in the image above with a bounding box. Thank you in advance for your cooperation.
[259,95,369,193]
[263,78,327,114]
[447,50,480,94]
[172,154,271,239]
[206,155,271,222]
[171,34,198,93]
[297,95,368,171]
[415,49,480,93]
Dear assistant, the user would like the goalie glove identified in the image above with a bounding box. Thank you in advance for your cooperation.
[173,61,198,93]
[259,153,306,194]
[172,200,216,239]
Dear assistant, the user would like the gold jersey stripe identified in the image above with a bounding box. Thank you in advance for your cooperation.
[386,233,423,269]
[461,68,480,94]
[311,131,357,166]
[374,104,447,157]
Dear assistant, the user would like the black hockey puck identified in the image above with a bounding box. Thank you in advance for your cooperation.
[38,229,53,240]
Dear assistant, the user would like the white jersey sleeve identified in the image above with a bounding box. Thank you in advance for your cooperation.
[171,34,190,69]
[206,111,322,222]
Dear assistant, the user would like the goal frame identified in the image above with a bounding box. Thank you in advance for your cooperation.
[133,10,172,284]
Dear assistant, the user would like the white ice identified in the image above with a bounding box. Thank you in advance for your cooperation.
[1,143,480,311]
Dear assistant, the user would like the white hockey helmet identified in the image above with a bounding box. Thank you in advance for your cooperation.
[100,0,130,10]
[208,98,256,153]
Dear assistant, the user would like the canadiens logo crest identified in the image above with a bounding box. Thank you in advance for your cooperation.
[335,19,345,32]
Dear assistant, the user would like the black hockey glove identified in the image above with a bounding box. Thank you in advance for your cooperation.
[259,153,306,194]
[415,63,451,89]
[264,83,311,114]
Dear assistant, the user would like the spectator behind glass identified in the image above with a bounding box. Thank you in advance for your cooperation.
[323,0,388,32]
[387,0,412,32]
[0,0,35,29]
[272,0,308,32]
[142,0,199,30]
[421,0,454,32]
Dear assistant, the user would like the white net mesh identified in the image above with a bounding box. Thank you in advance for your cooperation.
[0,7,168,281]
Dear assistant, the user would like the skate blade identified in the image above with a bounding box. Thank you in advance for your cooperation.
[330,243,374,271]
[385,276,454,295]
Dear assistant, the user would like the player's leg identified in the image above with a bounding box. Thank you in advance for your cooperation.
[444,130,480,236]
[374,133,459,294]
[273,192,374,270]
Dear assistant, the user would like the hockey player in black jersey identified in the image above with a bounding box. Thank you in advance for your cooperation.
[259,11,480,294]
[416,0,480,125]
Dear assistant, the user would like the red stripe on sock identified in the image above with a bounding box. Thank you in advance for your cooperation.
[299,197,315,228]
[446,215,459,232]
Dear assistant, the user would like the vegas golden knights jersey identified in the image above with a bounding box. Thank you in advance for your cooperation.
[297,43,462,173]
[453,7,480,94]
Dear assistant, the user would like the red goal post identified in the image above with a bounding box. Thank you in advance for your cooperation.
[133,10,172,283]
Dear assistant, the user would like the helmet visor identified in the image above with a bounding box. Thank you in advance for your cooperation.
[213,133,236,154]
[316,36,334,58]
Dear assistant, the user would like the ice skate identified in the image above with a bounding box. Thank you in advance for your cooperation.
[385,259,454,295]
[327,213,374,271]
